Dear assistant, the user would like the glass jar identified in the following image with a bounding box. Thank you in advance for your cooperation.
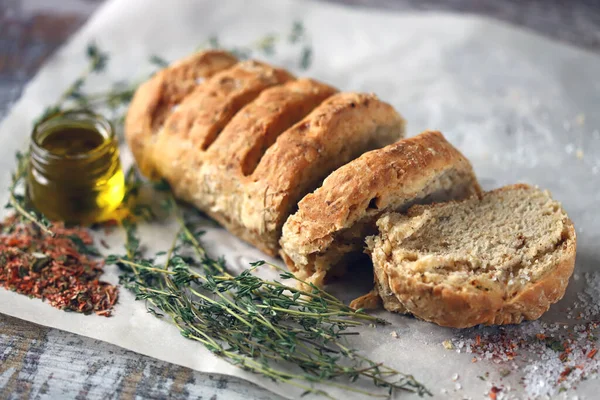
[28,111,125,224]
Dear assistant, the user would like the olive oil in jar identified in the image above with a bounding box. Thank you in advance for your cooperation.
[28,111,125,224]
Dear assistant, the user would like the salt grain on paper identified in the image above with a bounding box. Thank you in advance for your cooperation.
[565,143,575,154]
[448,271,600,398]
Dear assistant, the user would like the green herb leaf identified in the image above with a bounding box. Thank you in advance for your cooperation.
[300,46,312,70]
[289,21,305,44]
[67,234,102,257]
[86,42,109,72]
[149,55,169,68]
[545,338,565,352]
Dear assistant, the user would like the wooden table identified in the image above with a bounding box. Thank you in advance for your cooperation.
[1,1,599,398]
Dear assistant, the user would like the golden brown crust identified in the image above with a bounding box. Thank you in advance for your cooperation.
[369,268,408,313]
[207,78,338,175]
[280,130,481,286]
[125,50,238,178]
[374,185,577,328]
[242,92,405,255]
[349,289,382,310]
[160,60,294,152]
[151,60,294,203]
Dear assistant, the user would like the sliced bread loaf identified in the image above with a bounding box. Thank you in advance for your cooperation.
[126,51,405,255]
[280,131,481,287]
[363,184,576,328]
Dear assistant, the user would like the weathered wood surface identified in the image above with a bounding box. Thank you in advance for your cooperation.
[0,314,278,400]
[1,0,600,399]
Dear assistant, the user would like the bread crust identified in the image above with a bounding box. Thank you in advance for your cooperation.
[125,50,238,178]
[280,130,481,286]
[207,78,338,176]
[159,60,294,152]
[372,185,577,328]
[151,60,294,204]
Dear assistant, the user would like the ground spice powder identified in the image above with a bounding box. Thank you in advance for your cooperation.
[0,215,117,316]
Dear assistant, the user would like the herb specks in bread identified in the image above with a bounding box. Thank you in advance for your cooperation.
[368,184,576,328]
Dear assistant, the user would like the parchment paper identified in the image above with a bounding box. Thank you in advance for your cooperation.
[1,0,599,398]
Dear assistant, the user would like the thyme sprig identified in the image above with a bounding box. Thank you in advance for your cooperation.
[35,21,313,133]
[206,20,312,70]
[107,191,429,398]
[6,151,53,235]
[37,42,110,124]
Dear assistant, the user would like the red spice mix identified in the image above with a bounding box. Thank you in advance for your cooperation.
[0,215,118,316]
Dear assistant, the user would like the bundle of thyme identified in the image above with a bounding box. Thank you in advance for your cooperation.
[5,24,431,398]
[107,192,428,398]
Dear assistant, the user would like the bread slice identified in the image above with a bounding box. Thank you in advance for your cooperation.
[365,184,576,328]
[206,92,402,255]
[125,50,238,178]
[280,131,481,287]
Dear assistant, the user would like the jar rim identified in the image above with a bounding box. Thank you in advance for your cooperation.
[31,110,115,161]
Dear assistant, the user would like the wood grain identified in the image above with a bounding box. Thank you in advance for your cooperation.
[0,314,279,400]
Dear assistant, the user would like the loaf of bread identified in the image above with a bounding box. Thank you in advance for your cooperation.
[125,51,405,255]
[280,131,481,287]
[362,184,576,328]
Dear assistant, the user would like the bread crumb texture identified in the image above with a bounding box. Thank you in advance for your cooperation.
[370,184,576,328]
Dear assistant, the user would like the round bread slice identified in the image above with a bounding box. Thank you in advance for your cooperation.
[367,184,576,328]
[280,130,481,287]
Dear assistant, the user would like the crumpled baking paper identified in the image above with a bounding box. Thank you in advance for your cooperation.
[1,0,599,398]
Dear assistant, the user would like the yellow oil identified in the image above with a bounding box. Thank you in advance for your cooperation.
[28,113,125,224]
[37,127,105,155]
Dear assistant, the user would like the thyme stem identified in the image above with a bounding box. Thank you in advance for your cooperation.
[8,192,54,236]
